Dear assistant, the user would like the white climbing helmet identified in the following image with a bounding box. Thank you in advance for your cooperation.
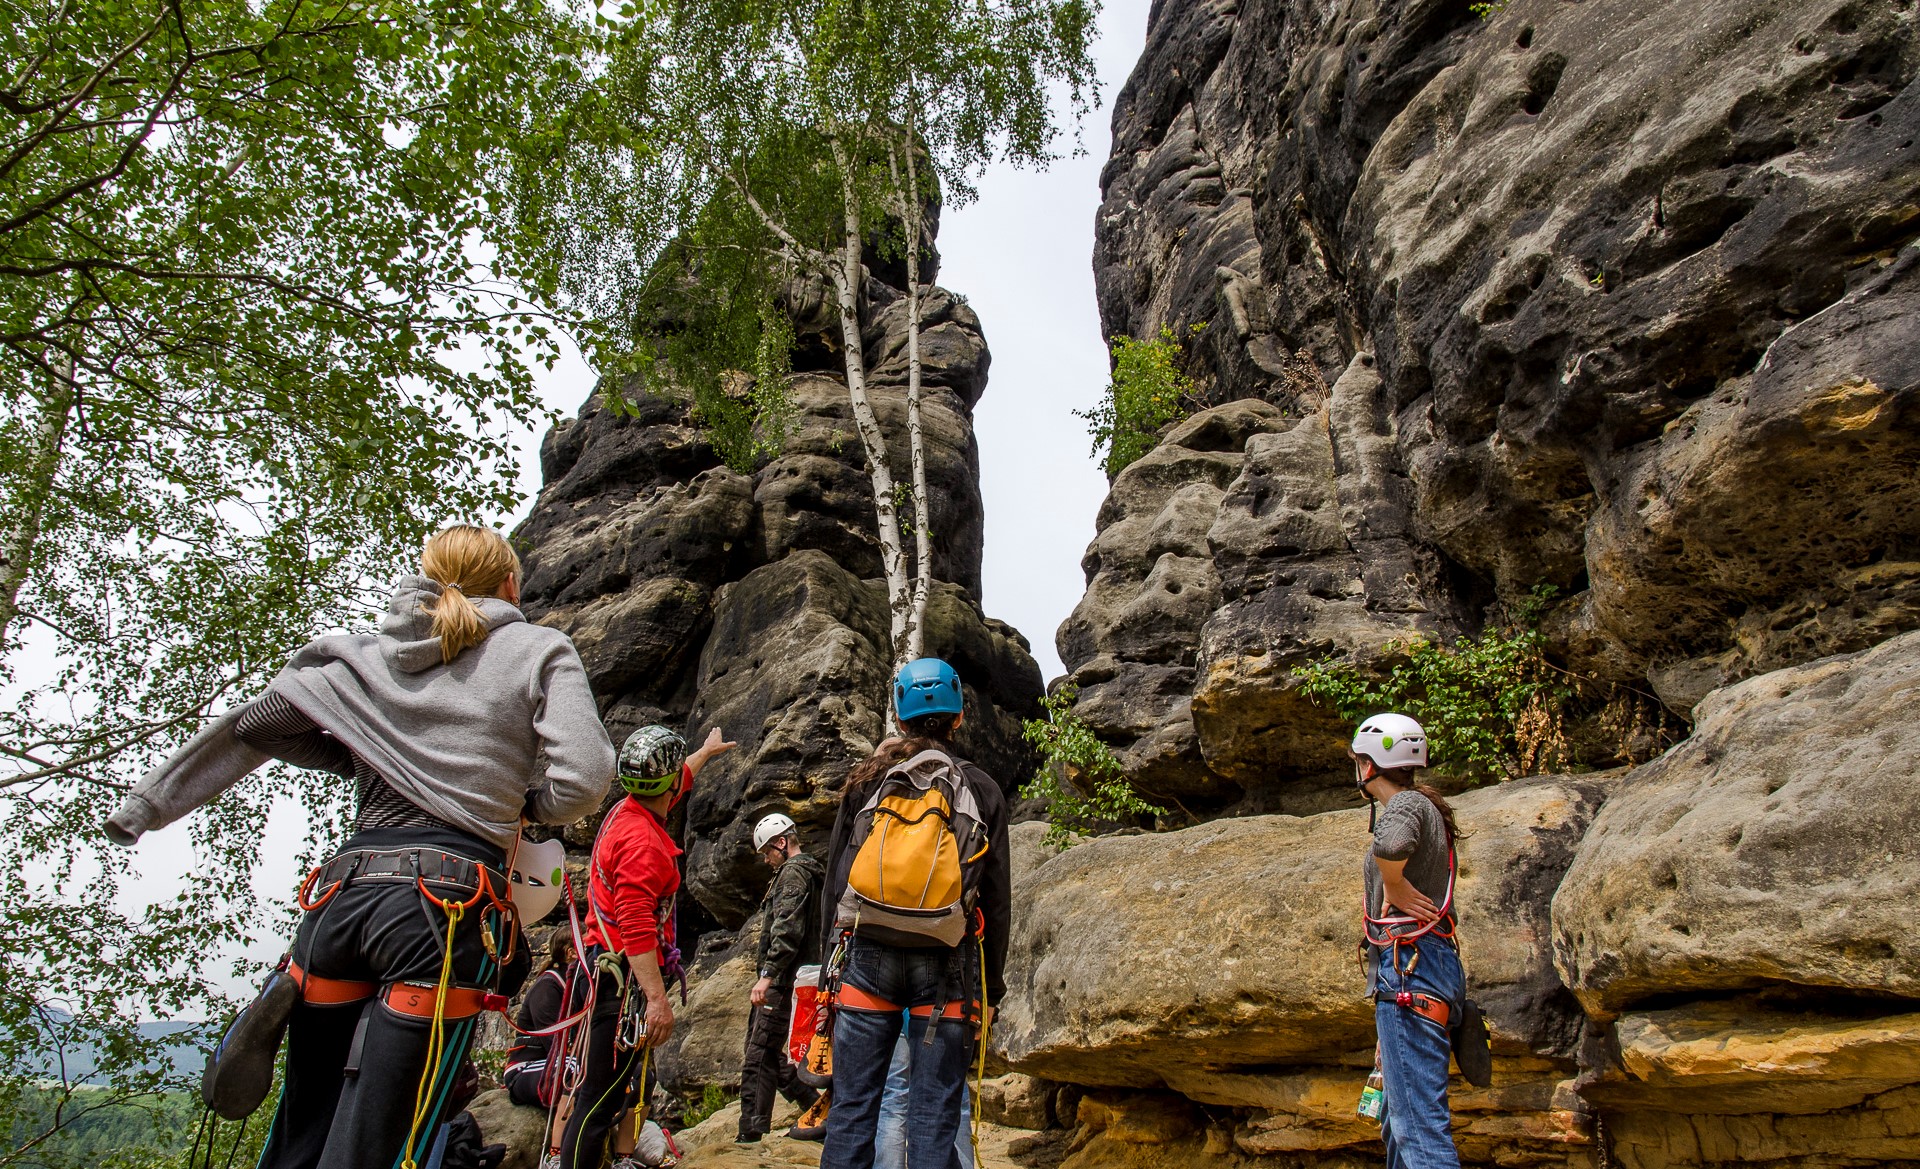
[1351,712,1429,771]
[752,812,797,852]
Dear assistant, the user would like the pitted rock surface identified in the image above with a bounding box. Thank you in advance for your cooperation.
[515,261,1042,927]
[991,772,1614,1161]
[1076,0,1920,815]
[1551,629,1920,1016]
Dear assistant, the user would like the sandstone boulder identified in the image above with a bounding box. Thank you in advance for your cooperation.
[467,1088,550,1169]
[994,771,1615,1086]
[1552,630,1920,1015]
[979,1073,1055,1130]
[653,930,760,1092]
[1583,999,1920,1117]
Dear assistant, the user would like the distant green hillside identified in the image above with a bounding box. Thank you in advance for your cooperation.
[0,1085,239,1169]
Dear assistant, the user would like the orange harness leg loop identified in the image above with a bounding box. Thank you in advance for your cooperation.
[1394,991,1450,1028]
[835,983,900,1013]
[908,1001,969,1020]
[286,959,377,1006]
[384,981,510,1022]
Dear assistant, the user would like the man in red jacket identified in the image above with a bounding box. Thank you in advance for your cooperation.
[557,724,733,1169]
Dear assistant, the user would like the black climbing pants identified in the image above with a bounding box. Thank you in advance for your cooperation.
[258,830,525,1169]
[739,990,818,1138]
[556,961,655,1169]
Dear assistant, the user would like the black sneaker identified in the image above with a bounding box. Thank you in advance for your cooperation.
[735,1132,764,1145]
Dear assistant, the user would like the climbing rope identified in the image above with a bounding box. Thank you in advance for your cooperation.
[971,930,990,1165]
[400,867,494,1169]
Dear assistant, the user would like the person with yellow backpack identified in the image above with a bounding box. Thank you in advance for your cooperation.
[816,658,1011,1169]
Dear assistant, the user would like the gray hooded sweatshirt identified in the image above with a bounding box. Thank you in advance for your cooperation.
[104,576,614,851]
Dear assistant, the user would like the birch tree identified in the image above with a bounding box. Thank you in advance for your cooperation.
[611,0,1097,668]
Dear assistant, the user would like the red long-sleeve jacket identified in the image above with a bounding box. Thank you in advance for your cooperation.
[584,787,682,957]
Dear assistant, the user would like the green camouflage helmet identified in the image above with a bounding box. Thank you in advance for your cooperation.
[619,725,687,797]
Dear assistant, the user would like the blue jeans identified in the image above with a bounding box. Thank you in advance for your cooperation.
[876,1031,974,1169]
[1372,934,1464,1169]
[821,940,973,1169]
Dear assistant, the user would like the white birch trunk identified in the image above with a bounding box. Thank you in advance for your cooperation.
[900,111,933,665]
[827,134,912,663]
[0,354,75,653]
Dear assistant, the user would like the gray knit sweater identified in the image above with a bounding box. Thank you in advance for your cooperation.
[1363,790,1455,941]
[104,576,615,850]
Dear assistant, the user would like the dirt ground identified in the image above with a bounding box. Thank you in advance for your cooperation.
[672,1098,1043,1169]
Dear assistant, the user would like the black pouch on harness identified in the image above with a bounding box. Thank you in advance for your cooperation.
[1450,997,1492,1087]
[202,965,299,1120]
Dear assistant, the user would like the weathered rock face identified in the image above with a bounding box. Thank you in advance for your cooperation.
[1060,6,1920,1157]
[993,774,1612,1162]
[1059,361,1480,811]
[1552,630,1920,1015]
[999,638,1920,1168]
[516,265,1044,926]
[1075,0,1920,809]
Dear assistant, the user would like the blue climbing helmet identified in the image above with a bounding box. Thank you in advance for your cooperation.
[894,657,964,721]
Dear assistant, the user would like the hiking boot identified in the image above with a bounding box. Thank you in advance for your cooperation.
[735,1131,765,1144]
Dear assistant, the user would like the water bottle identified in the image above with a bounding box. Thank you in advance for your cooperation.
[1357,1064,1385,1122]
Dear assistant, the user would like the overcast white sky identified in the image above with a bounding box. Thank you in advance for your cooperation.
[516,1,1149,682]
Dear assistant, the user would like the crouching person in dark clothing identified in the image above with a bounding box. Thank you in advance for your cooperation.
[737,813,824,1142]
[818,658,1011,1169]
[504,935,577,1109]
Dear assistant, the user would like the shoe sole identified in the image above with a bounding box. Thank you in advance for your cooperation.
[202,971,299,1120]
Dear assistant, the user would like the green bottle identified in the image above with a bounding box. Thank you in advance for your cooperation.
[1357,1064,1385,1122]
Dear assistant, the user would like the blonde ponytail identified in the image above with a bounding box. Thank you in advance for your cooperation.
[420,524,522,663]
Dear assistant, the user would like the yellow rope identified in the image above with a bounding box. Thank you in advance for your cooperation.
[972,931,989,1166]
[401,901,464,1169]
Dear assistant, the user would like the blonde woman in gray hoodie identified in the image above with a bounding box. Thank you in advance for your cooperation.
[104,524,616,1169]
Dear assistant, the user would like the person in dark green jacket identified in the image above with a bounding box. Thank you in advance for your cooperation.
[738,813,825,1143]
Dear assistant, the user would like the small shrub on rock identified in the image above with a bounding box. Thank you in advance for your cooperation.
[1021,687,1168,847]
[1078,325,1204,477]
[1293,587,1575,783]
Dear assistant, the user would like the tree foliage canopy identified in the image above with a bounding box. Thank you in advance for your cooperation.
[0,0,659,1157]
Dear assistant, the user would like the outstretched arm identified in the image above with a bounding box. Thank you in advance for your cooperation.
[683,727,737,782]
[104,704,270,845]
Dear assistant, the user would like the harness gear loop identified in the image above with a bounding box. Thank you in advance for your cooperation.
[296,861,352,912]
